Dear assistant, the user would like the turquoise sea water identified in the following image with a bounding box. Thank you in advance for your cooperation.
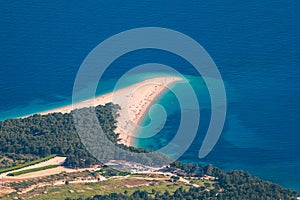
[0,1,299,191]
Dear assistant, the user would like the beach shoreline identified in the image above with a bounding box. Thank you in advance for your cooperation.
[25,76,183,146]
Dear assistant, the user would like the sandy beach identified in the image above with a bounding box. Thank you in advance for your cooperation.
[30,76,183,146]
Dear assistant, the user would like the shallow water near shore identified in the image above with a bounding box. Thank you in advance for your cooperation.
[136,75,300,191]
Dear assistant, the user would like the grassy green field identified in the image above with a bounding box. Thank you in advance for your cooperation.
[7,165,60,176]
[3,178,191,200]
[0,154,57,174]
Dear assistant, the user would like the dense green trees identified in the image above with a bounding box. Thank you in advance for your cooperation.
[0,103,120,168]
[169,161,201,176]
[168,162,298,199]
[213,168,298,199]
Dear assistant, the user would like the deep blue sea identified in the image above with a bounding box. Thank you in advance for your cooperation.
[1,1,299,191]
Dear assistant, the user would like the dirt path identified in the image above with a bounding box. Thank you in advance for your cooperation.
[0,186,15,196]
[0,156,86,183]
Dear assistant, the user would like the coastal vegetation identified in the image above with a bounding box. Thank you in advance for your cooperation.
[0,103,123,168]
[0,108,100,168]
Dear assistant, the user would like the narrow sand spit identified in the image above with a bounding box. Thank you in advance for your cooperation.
[25,76,183,146]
